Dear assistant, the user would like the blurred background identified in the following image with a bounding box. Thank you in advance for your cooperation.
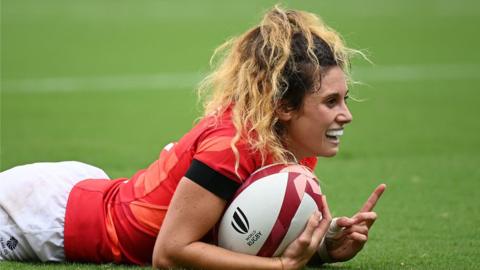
[1,0,480,269]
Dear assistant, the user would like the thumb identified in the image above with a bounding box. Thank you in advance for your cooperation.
[299,211,322,243]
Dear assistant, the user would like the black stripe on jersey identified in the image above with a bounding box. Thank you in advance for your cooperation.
[185,159,240,201]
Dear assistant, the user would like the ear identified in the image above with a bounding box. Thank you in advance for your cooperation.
[276,107,294,121]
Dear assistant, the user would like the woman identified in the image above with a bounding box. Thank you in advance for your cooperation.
[0,6,385,269]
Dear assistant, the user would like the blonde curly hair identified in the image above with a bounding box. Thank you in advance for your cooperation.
[197,5,360,171]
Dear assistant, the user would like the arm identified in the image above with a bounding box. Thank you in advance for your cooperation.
[152,177,332,270]
[152,177,279,269]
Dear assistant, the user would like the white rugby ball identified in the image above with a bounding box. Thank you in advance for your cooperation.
[217,163,323,257]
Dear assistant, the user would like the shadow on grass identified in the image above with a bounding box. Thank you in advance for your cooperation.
[306,263,349,270]
[0,261,150,270]
[1,261,362,270]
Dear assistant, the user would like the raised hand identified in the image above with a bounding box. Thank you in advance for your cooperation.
[325,184,387,262]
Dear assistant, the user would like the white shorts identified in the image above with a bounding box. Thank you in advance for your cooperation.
[0,161,109,262]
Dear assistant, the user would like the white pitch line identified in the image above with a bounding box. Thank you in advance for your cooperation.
[352,63,480,82]
[1,72,205,93]
[2,64,479,93]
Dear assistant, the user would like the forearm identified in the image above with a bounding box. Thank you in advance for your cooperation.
[155,241,281,270]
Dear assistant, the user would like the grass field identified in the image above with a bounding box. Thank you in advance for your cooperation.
[2,0,480,269]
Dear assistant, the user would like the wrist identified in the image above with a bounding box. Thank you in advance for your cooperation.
[318,217,342,263]
[277,257,285,270]
[317,237,333,263]
[278,256,297,270]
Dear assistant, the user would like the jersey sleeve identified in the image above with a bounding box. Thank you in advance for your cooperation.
[185,127,258,201]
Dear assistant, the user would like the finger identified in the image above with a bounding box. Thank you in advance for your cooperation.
[360,184,387,213]
[310,217,331,249]
[338,211,377,228]
[296,211,322,248]
[320,195,332,222]
[338,224,369,239]
[335,216,355,228]
[353,211,378,228]
[347,232,368,243]
[311,196,332,247]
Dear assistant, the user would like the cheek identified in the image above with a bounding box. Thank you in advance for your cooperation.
[288,106,332,140]
[295,114,327,139]
[317,107,337,126]
[308,107,331,127]
[288,117,311,142]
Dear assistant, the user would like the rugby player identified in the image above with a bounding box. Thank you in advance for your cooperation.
[0,6,385,270]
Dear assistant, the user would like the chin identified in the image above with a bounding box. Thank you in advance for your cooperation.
[318,148,339,157]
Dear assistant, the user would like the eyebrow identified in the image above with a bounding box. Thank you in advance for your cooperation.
[321,89,349,97]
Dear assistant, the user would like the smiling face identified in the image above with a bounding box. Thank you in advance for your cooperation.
[278,66,352,160]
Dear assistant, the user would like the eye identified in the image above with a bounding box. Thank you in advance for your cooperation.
[325,97,338,108]
[344,95,349,104]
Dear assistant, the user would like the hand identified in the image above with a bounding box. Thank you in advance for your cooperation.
[281,195,332,270]
[326,184,386,262]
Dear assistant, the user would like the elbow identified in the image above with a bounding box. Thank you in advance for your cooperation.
[152,245,176,269]
[152,256,175,270]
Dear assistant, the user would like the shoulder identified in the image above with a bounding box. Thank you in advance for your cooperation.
[191,110,263,183]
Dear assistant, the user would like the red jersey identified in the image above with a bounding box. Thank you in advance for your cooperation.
[64,108,317,265]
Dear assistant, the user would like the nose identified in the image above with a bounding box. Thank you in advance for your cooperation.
[337,103,353,124]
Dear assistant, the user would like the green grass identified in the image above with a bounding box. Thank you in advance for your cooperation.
[2,0,480,269]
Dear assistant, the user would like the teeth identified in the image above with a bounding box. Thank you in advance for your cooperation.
[326,129,344,137]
